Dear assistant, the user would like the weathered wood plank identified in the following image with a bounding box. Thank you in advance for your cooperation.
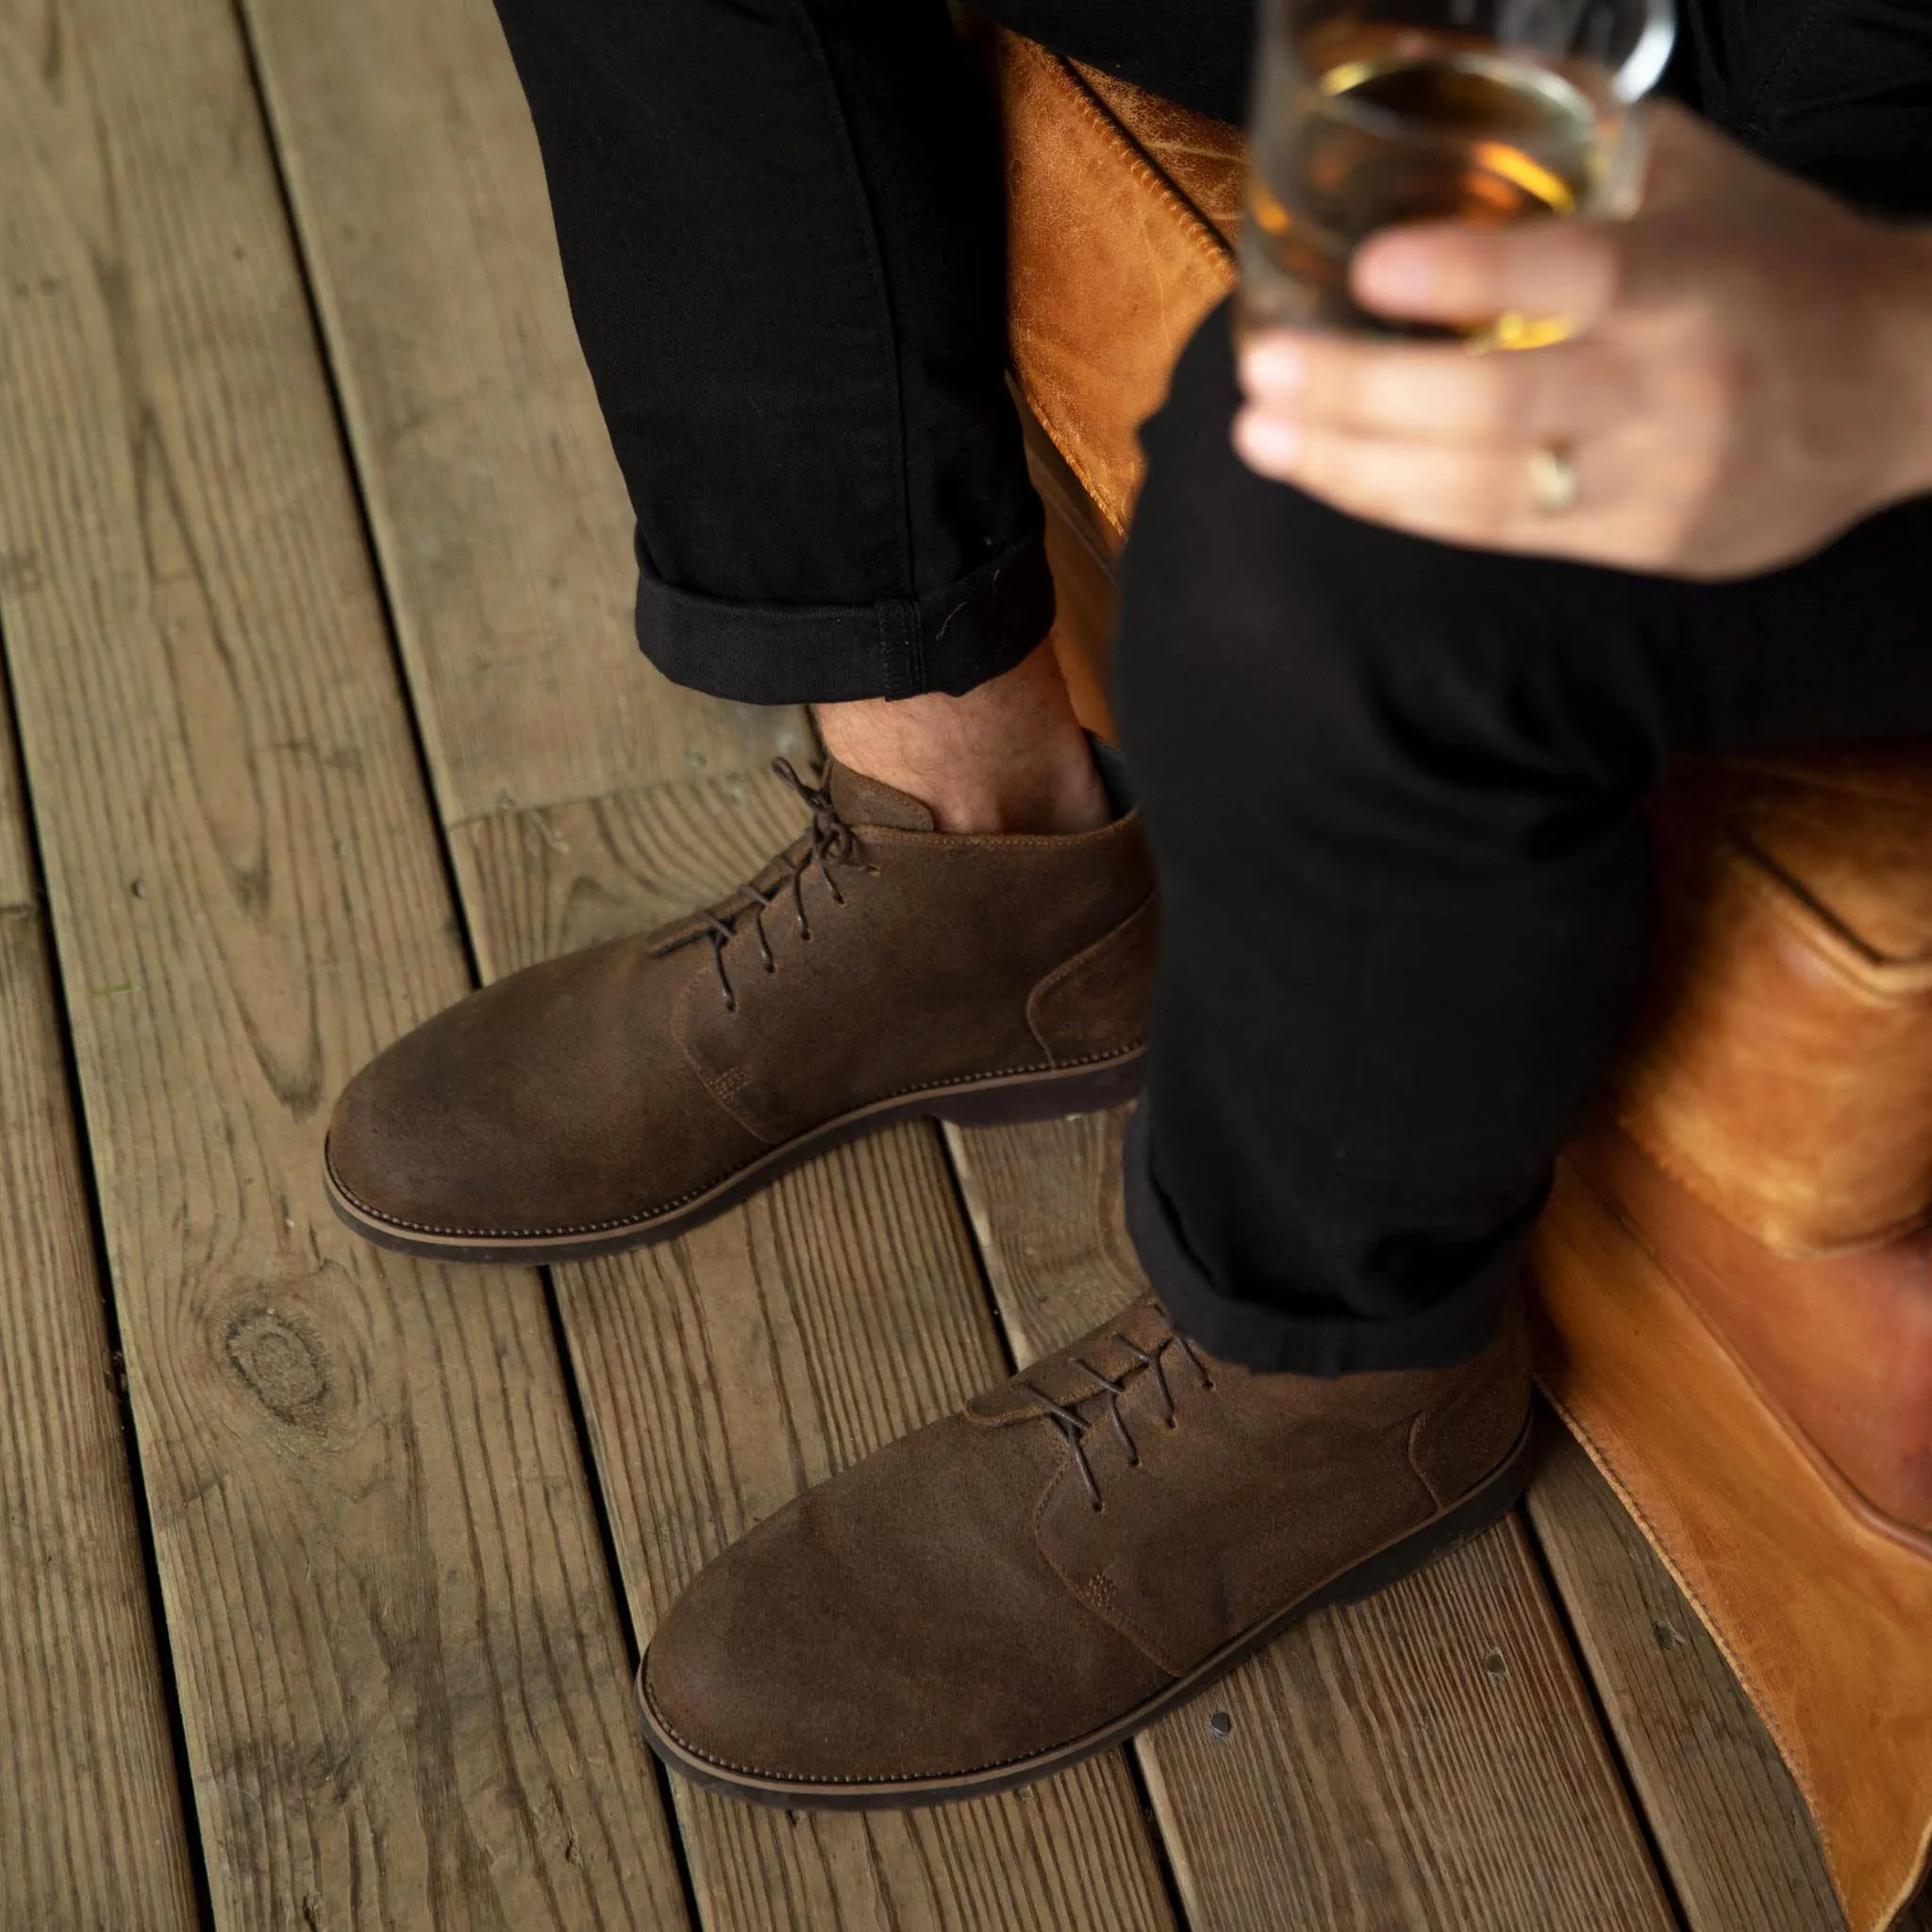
[452,771,808,971]
[236,0,806,824]
[0,1,688,1922]
[946,1108,1677,1932]
[1527,1428,1859,1932]
[0,708,29,913]
[0,726,200,1927]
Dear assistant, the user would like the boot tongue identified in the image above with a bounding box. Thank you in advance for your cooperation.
[827,760,936,833]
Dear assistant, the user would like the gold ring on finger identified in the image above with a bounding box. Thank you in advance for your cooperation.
[1527,438,1581,516]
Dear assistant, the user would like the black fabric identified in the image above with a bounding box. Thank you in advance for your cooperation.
[490,0,1047,702]
[1667,0,1932,213]
[632,517,1053,705]
[1115,306,1932,1375]
[1102,2,1932,1374]
[490,0,1932,1370]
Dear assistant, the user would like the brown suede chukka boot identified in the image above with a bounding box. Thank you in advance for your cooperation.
[639,1294,1534,1807]
[324,755,1153,1263]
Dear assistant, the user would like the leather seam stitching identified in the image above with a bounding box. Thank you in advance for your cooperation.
[1536,1379,1830,1850]
[1052,53,1236,272]
[673,966,787,1146]
[1722,835,1932,992]
[1010,46,1237,535]
[1012,374,1130,538]
[1405,1411,1444,1511]
[1030,1456,1189,1678]
[1027,892,1157,1060]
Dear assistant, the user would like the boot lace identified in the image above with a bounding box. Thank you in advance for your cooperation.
[1022,1326,1214,1512]
[655,758,876,1012]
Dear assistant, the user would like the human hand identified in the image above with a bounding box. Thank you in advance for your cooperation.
[1233,102,1932,577]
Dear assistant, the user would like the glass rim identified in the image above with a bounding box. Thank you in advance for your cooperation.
[1285,1,1676,108]
[1609,7,1676,103]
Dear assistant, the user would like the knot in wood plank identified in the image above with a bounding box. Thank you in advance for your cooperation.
[224,1306,331,1425]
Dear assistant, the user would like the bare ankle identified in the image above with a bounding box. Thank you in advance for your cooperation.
[814,640,1110,836]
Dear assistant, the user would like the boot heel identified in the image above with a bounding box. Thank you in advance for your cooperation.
[929,1051,1144,1127]
[1315,1415,1539,1617]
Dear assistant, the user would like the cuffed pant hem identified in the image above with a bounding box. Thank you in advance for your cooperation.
[1122,1106,1522,1377]
[632,519,1056,706]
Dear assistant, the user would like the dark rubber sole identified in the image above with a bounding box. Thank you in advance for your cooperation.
[635,1414,1538,1810]
[323,1047,1145,1266]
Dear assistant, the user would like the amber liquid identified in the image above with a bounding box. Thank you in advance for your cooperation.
[1241,28,1622,341]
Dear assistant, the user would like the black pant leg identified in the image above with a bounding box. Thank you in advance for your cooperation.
[486,0,1264,708]
[1105,0,1932,1376]
[1115,297,1932,1376]
[489,0,1052,703]
[1116,309,1656,1376]
[491,0,1932,1374]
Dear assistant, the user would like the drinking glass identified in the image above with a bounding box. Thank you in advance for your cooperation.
[1240,0,1676,343]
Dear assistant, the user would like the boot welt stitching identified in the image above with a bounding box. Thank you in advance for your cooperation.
[641,1673,1085,1789]
[639,1424,1530,1789]
[326,1043,1144,1241]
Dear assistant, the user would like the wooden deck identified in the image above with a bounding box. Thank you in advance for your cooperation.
[0,3,1922,1928]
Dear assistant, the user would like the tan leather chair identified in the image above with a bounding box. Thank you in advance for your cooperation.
[993,31,1932,1930]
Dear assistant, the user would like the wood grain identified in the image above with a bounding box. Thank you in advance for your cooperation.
[451,769,811,975]
[0,730,201,1928]
[0,0,687,1921]
[236,0,805,824]
[1527,1427,1856,1932]
[946,1108,1677,1932]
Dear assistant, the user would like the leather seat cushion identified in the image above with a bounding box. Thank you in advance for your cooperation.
[1624,752,1932,1254]
[1533,1158,1932,1932]
[999,33,1240,539]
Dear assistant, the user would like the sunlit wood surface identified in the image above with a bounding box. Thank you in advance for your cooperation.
[0,0,1917,1925]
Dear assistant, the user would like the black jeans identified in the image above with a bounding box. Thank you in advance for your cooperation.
[491,0,1932,1374]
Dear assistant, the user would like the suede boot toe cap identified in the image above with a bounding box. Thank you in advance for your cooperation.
[325,942,763,1240]
[641,1415,1171,1788]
